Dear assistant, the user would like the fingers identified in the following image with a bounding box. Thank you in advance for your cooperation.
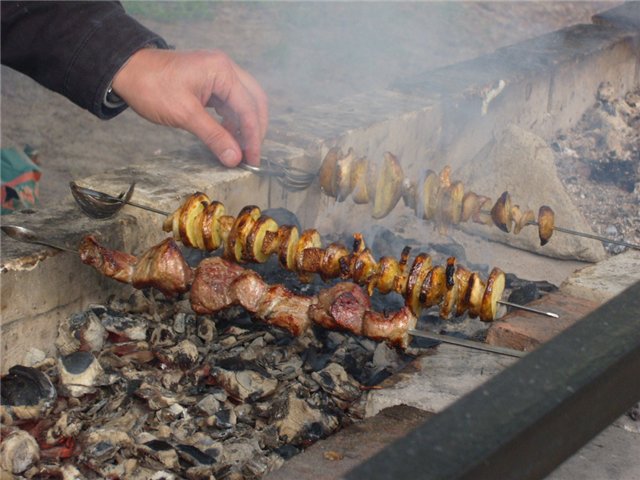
[182,97,243,167]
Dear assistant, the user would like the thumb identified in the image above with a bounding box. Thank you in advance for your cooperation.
[183,108,242,167]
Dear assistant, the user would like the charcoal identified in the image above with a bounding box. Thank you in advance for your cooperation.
[274,444,299,460]
[102,313,147,341]
[311,363,361,402]
[56,310,107,355]
[196,394,221,416]
[213,408,237,429]
[212,367,278,402]
[176,444,217,466]
[0,429,39,474]
[1,365,56,416]
[58,351,105,397]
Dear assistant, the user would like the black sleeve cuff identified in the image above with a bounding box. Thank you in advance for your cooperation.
[65,8,169,119]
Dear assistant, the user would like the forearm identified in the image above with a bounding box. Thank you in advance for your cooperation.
[1,1,168,119]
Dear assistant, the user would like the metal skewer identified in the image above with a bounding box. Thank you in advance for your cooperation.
[498,300,558,318]
[1,225,78,254]
[478,208,640,250]
[408,330,525,358]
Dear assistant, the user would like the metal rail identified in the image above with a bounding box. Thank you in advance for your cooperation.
[346,281,640,480]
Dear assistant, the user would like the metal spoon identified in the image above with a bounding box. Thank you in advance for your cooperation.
[1,225,78,254]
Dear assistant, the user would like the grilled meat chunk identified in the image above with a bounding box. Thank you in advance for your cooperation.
[131,238,192,297]
[79,235,137,284]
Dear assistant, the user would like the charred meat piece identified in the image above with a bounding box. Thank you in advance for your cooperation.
[132,238,192,297]
[309,283,371,335]
[79,235,137,284]
[190,257,245,314]
[362,307,417,349]
[255,285,314,336]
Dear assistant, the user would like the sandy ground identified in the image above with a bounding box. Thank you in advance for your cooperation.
[0,2,618,207]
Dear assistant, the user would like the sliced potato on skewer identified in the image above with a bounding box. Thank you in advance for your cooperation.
[276,225,299,271]
[201,201,226,251]
[421,170,440,220]
[351,156,371,204]
[372,152,404,219]
[490,191,513,233]
[335,148,356,202]
[179,192,210,249]
[245,215,278,263]
[454,265,472,317]
[538,206,555,246]
[406,253,433,315]
[318,147,341,197]
[374,256,401,295]
[419,266,447,308]
[226,205,260,262]
[465,273,486,319]
[480,267,506,322]
[320,243,350,281]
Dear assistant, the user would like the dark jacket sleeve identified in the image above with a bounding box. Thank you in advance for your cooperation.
[1,1,169,119]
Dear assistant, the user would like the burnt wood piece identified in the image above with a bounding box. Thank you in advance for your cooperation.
[346,281,640,480]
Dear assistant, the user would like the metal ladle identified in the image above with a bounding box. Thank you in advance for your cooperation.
[1,225,78,254]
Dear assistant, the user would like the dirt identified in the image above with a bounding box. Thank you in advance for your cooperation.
[1,2,617,208]
[552,84,640,254]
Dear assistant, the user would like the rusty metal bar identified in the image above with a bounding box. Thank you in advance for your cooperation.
[346,281,640,480]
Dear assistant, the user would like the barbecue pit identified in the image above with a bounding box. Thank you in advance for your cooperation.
[1,4,639,479]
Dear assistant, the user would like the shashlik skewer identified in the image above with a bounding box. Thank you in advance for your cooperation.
[78,235,525,357]
[317,149,640,250]
[157,193,510,321]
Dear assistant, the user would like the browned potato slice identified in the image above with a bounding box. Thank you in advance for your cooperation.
[491,191,513,233]
[421,170,440,220]
[375,256,400,295]
[538,206,555,246]
[201,201,226,251]
[277,225,299,271]
[406,253,433,315]
[372,152,404,219]
[418,266,446,308]
[320,242,349,280]
[318,147,341,197]
[511,206,536,235]
[454,265,472,316]
[472,196,493,225]
[245,215,278,263]
[461,191,480,223]
[350,156,371,204]
[440,281,459,319]
[464,273,486,318]
[179,192,210,248]
[335,148,356,202]
[226,205,260,262]
[352,249,377,285]
[480,267,506,322]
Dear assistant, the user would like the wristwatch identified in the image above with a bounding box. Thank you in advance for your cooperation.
[103,85,125,109]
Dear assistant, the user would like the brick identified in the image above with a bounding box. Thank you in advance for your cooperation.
[485,292,600,351]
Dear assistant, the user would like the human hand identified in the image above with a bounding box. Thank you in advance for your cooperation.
[111,48,268,167]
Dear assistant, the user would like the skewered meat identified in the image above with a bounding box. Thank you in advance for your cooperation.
[79,236,192,297]
[132,238,192,297]
[79,237,417,347]
[158,194,505,320]
[79,236,137,284]
[317,149,556,245]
